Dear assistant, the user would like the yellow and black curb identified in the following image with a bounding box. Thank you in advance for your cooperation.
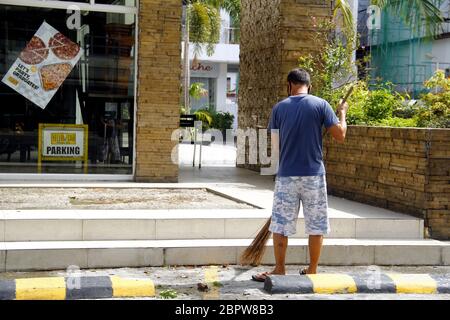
[0,276,155,300]
[265,273,450,295]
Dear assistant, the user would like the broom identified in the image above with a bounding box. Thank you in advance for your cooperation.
[240,85,355,266]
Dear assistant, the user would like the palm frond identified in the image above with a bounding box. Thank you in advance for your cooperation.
[220,0,241,22]
[189,82,208,100]
[372,0,444,37]
[189,2,211,44]
[188,1,222,56]
[194,109,213,125]
[333,0,355,33]
[371,0,388,7]
[206,4,221,56]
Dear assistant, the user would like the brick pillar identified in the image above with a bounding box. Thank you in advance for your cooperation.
[135,0,182,182]
[425,130,450,240]
[238,0,332,170]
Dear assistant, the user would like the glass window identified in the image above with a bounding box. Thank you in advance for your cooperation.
[190,77,216,111]
[0,4,136,174]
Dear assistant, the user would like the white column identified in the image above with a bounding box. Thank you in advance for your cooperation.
[215,62,228,112]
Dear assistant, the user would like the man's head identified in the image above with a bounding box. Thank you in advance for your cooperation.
[287,68,311,96]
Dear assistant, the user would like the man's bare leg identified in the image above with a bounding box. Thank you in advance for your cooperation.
[306,235,323,274]
[271,233,288,274]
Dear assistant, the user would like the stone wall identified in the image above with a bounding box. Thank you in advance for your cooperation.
[324,127,450,240]
[238,0,332,170]
[135,0,182,182]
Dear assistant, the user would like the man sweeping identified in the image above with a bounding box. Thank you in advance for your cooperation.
[251,68,349,282]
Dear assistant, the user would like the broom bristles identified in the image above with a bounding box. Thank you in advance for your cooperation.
[240,218,272,266]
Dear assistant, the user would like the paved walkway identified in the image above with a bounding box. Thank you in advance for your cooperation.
[0,165,423,221]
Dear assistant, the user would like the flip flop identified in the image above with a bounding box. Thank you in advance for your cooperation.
[251,272,270,282]
[299,268,308,275]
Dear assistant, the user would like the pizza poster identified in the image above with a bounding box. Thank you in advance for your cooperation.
[1,21,83,109]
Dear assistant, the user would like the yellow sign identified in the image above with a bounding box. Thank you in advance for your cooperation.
[51,133,77,145]
[38,123,88,173]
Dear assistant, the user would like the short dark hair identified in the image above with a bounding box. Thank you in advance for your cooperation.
[287,68,311,87]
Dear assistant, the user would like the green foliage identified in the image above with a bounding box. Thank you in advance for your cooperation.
[212,111,234,131]
[297,16,448,128]
[415,70,450,128]
[344,73,449,128]
[159,289,178,299]
[298,18,358,104]
[189,2,221,56]
[219,0,240,22]
[377,117,418,127]
[189,82,208,100]
[194,109,213,126]
[180,83,209,115]
[364,84,404,122]
[187,0,241,56]
[333,0,355,33]
[192,107,234,131]
[329,81,406,125]
[204,5,221,56]
[340,82,369,125]
[370,0,444,38]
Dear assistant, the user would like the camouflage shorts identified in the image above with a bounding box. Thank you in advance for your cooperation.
[269,175,330,237]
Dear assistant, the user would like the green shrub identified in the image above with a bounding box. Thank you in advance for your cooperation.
[340,81,369,125]
[364,84,404,122]
[415,70,450,128]
[297,19,448,128]
[194,109,213,127]
[212,112,234,131]
[377,117,418,127]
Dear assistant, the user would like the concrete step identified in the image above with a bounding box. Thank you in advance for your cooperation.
[0,209,424,241]
[1,238,448,271]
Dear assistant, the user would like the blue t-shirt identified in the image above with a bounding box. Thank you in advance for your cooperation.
[268,94,339,177]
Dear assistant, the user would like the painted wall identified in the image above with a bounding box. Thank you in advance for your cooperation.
[432,38,450,71]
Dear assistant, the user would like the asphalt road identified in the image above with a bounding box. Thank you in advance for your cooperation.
[1,265,449,300]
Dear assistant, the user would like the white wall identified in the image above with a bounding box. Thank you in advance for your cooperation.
[227,72,238,92]
[215,63,228,112]
[432,38,450,71]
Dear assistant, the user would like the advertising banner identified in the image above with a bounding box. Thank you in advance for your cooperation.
[1,21,83,109]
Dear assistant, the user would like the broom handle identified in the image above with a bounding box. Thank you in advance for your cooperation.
[323,85,354,138]
[338,85,354,113]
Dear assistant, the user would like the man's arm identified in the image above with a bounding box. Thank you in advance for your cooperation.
[271,130,279,164]
[328,102,348,143]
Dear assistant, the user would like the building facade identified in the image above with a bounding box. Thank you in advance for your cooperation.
[0,0,181,182]
[357,0,450,96]
[188,9,240,131]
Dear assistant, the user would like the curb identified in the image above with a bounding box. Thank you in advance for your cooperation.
[264,273,450,295]
[0,276,155,300]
